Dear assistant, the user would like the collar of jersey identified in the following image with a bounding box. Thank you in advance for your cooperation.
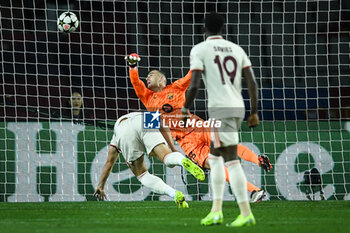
[206,35,223,40]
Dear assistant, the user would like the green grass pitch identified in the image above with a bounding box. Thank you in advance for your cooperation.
[1,201,349,233]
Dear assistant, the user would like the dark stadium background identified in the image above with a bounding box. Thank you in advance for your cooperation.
[1,0,349,122]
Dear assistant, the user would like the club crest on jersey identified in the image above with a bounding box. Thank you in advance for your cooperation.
[167,93,174,99]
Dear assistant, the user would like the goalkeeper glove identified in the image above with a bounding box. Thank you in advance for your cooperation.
[125,53,141,68]
[258,155,272,172]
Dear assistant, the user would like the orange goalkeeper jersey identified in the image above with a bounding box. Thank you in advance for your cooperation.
[129,68,211,166]
[129,68,191,113]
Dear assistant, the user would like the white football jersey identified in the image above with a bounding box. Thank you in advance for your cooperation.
[115,112,142,127]
[190,35,251,119]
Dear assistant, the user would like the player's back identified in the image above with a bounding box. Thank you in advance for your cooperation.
[190,36,251,119]
[114,112,142,129]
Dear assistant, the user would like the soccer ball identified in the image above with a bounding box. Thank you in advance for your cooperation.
[57,12,79,33]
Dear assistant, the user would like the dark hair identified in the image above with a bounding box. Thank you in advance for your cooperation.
[205,12,224,34]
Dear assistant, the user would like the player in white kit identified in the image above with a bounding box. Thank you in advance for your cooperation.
[182,12,259,227]
[93,112,205,208]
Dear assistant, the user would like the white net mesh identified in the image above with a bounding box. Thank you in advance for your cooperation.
[0,0,349,202]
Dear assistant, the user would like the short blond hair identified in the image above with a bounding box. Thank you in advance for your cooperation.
[156,70,167,85]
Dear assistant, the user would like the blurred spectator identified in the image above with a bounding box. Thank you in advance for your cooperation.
[61,89,93,122]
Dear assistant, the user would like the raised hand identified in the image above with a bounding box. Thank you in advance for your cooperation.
[125,53,141,68]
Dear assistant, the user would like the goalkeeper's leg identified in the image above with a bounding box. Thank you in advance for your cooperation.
[237,145,260,165]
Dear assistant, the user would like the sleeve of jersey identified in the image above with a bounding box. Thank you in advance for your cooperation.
[129,68,152,105]
[242,51,252,69]
[173,70,192,90]
[189,46,204,71]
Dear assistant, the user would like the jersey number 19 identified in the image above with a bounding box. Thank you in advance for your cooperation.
[214,55,237,85]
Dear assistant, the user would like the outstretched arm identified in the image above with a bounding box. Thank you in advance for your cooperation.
[93,146,120,200]
[159,126,177,152]
[125,53,153,105]
[184,45,203,112]
[173,70,192,90]
[242,67,259,127]
[129,68,153,105]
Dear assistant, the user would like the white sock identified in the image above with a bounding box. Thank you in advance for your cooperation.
[208,154,225,212]
[225,160,249,204]
[137,171,176,198]
[163,152,185,168]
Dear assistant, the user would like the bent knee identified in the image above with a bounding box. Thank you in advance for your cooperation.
[151,143,172,161]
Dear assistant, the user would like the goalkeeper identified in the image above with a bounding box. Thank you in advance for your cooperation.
[125,54,272,203]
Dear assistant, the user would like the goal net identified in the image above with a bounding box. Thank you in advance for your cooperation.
[1,0,349,202]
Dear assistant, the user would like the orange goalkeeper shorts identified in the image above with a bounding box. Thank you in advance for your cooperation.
[177,128,211,168]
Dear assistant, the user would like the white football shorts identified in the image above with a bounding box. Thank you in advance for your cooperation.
[211,117,243,148]
[110,113,166,163]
